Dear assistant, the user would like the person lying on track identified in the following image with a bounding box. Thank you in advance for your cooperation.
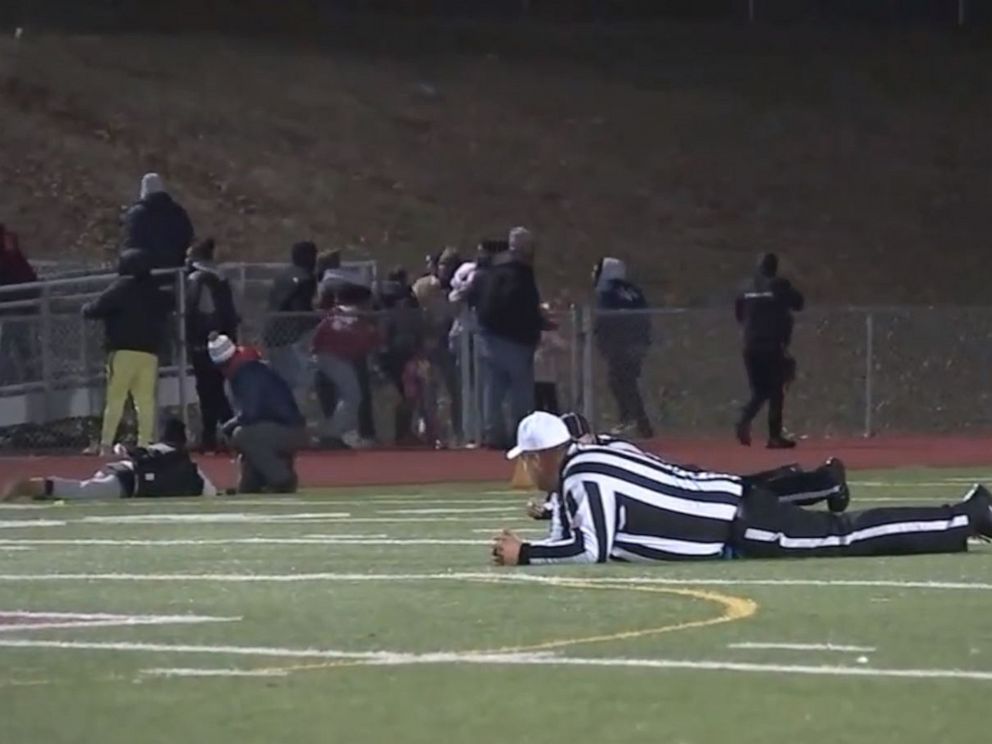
[2,418,217,502]
[494,411,992,566]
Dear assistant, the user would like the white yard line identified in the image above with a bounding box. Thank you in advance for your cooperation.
[140,667,288,678]
[728,642,876,653]
[0,571,987,591]
[82,513,351,524]
[0,538,487,547]
[0,515,529,528]
[377,507,522,515]
[0,612,239,633]
[850,481,972,488]
[0,639,989,682]
[0,520,67,528]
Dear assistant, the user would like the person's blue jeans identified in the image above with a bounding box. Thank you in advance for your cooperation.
[477,333,536,447]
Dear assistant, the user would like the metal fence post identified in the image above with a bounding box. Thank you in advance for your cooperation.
[864,311,874,438]
[581,304,594,426]
[175,269,190,433]
[569,304,580,411]
[458,310,474,445]
[959,0,967,27]
[748,0,756,23]
[39,283,53,422]
[238,262,248,310]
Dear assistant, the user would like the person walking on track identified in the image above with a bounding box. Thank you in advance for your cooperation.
[734,252,804,449]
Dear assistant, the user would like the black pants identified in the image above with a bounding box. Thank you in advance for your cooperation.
[191,350,233,449]
[605,347,652,437]
[731,488,978,559]
[739,346,788,439]
[534,382,560,415]
[745,463,843,508]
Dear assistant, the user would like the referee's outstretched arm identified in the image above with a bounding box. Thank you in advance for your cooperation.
[520,477,616,565]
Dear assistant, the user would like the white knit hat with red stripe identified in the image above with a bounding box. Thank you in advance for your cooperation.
[208,334,236,365]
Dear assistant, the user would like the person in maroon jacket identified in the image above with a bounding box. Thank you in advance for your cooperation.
[311,283,381,449]
[0,225,40,385]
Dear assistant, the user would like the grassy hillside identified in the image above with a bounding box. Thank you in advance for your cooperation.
[2,22,991,304]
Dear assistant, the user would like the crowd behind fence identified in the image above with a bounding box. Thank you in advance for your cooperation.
[1,264,989,452]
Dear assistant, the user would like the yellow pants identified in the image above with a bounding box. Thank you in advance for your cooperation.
[102,350,158,447]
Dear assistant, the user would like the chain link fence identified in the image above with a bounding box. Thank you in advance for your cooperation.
[582,306,992,439]
[3,262,991,451]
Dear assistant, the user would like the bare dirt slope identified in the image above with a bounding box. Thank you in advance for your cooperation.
[2,23,991,304]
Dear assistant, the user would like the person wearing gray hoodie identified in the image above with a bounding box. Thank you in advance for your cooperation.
[593,257,653,438]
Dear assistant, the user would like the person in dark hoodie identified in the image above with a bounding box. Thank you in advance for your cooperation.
[185,238,239,452]
[122,173,194,278]
[593,257,653,438]
[210,333,307,493]
[472,227,543,449]
[734,252,805,449]
[263,241,318,396]
[82,249,172,454]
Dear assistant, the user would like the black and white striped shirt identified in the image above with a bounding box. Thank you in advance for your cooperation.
[521,442,743,564]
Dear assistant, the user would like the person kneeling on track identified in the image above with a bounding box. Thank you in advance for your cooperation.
[494,411,992,565]
[2,418,217,502]
[525,412,850,542]
[209,333,307,494]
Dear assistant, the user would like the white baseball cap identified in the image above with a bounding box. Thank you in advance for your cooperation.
[506,411,572,460]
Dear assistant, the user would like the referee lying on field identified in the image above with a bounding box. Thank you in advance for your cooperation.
[527,413,850,539]
[493,411,992,565]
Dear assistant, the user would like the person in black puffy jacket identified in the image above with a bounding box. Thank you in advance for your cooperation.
[472,227,543,449]
[593,257,653,438]
[82,249,172,453]
[122,173,194,281]
[734,252,805,449]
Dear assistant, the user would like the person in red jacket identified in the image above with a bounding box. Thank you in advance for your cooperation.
[311,283,381,449]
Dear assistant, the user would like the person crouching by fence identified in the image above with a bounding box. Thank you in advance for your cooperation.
[185,238,239,452]
[209,333,307,493]
[311,283,381,450]
[82,249,172,455]
[3,418,217,502]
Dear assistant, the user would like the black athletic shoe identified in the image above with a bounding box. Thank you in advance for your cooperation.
[767,436,797,450]
[962,484,992,539]
[735,421,752,447]
[825,457,850,513]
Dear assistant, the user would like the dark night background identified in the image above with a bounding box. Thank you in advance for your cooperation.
[3,0,991,31]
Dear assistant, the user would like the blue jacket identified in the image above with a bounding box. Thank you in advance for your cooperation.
[224,360,305,432]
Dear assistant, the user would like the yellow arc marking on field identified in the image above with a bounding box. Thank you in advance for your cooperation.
[477,577,758,654]
[267,576,757,676]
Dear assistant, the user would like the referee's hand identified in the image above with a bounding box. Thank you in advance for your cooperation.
[525,499,549,520]
[491,529,523,566]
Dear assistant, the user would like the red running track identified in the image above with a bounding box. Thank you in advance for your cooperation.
[2,436,992,490]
